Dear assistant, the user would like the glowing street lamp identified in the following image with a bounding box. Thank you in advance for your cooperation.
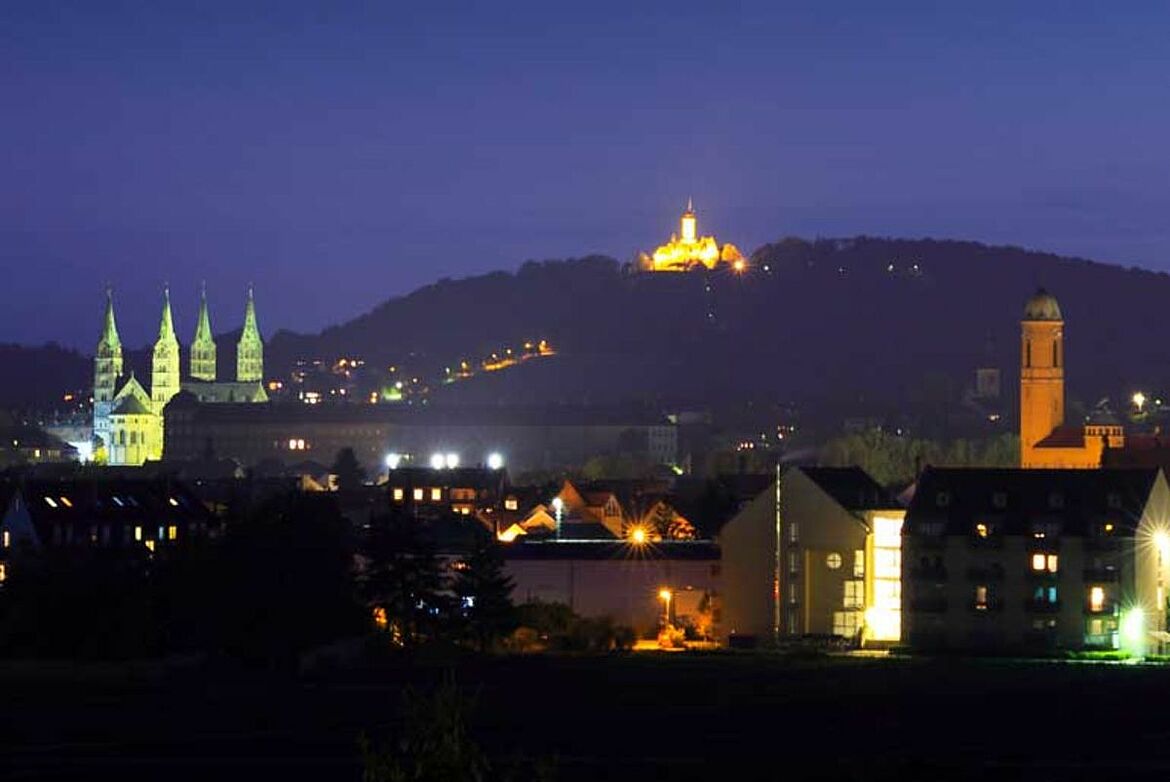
[487,452,504,470]
[630,527,647,545]
[659,588,672,627]
[1134,391,1148,413]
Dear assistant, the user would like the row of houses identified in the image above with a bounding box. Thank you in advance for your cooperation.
[4,464,1168,654]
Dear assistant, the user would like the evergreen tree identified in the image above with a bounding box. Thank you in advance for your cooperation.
[332,447,367,491]
[362,508,447,646]
[451,527,515,652]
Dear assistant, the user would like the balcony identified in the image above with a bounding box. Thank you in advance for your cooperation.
[966,565,1005,582]
[1024,599,1062,613]
[910,596,949,613]
[1082,568,1121,583]
[910,565,948,581]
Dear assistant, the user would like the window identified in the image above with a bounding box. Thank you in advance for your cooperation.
[392,488,404,502]
[853,550,865,578]
[788,583,799,605]
[2,530,8,548]
[974,585,989,609]
[412,488,424,501]
[504,498,518,511]
[1053,339,1060,368]
[788,522,799,543]
[1025,340,1032,368]
[874,548,900,579]
[826,552,842,570]
[936,491,951,508]
[1030,553,1059,573]
[1033,586,1058,604]
[833,611,862,638]
[843,580,864,608]
[145,540,156,552]
[168,525,178,541]
[975,522,989,538]
[44,496,58,508]
[1089,586,1105,612]
[134,526,143,542]
[430,487,443,502]
[788,550,799,574]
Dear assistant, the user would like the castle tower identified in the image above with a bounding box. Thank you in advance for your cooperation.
[236,285,264,383]
[151,285,181,411]
[189,283,217,381]
[680,197,697,243]
[1020,288,1064,468]
[93,287,123,447]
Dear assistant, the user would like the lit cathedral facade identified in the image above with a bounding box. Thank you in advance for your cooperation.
[93,286,268,466]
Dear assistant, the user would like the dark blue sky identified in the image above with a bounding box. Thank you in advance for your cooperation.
[5,2,1170,349]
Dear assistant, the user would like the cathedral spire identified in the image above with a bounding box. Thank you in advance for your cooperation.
[158,284,176,341]
[99,285,121,350]
[236,284,264,383]
[190,281,217,382]
[686,196,694,213]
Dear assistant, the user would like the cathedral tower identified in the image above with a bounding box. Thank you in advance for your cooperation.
[236,285,264,383]
[189,283,217,381]
[93,287,123,446]
[151,285,181,411]
[680,197,697,243]
[1020,288,1064,468]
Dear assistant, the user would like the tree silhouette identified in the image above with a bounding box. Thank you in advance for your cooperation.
[451,526,515,652]
[332,447,367,491]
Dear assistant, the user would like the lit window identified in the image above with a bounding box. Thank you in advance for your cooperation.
[788,550,799,574]
[1047,554,1058,573]
[788,583,800,605]
[843,580,864,608]
[853,550,865,578]
[134,526,143,541]
[145,540,155,552]
[1031,553,1046,571]
[44,497,58,508]
[392,488,404,502]
[412,488,424,501]
[874,549,900,579]
[975,523,989,538]
[1104,523,1115,534]
[168,525,178,541]
[974,585,988,609]
[1089,586,1105,612]
[169,497,179,507]
[2,530,9,548]
[832,610,861,638]
[788,522,799,543]
[504,498,518,511]
[59,496,73,508]
[826,552,842,570]
[0,562,5,582]
[431,488,443,502]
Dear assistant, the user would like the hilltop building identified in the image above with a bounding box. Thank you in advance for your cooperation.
[1019,288,1124,468]
[92,286,268,466]
[639,199,745,272]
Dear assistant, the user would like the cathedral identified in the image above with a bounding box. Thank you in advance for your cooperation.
[93,285,268,466]
[639,199,746,272]
[1019,288,1123,468]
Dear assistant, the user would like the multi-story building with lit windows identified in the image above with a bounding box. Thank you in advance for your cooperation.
[719,466,906,648]
[903,467,1170,653]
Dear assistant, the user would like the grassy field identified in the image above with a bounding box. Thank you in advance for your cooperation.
[7,652,1170,780]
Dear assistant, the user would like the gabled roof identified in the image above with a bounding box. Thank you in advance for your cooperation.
[906,467,1160,536]
[799,467,899,511]
[112,395,151,416]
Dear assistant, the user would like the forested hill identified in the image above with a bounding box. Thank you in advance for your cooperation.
[8,237,1170,421]
[268,237,1170,414]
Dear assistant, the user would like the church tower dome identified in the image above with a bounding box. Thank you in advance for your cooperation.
[1023,288,1063,321]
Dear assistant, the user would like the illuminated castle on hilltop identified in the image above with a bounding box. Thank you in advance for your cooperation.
[93,286,268,466]
[639,199,745,272]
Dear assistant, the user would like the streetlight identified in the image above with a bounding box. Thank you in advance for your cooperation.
[551,496,564,538]
[1134,392,1148,413]
[658,588,672,628]
[630,527,647,545]
[487,452,504,470]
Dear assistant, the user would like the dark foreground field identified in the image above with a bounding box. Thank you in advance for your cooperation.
[7,652,1170,781]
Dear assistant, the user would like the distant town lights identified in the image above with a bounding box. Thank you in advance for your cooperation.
[487,452,504,470]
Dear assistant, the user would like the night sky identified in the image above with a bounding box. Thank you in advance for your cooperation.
[5,2,1170,349]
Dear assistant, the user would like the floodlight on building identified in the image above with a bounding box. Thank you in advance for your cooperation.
[487,452,504,470]
[430,453,446,470]
[1134,391,1148,412]
[384,452,402,470]
[445,452,459,469]
[1121,606,1145,656]
[1155,531,1170,559]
